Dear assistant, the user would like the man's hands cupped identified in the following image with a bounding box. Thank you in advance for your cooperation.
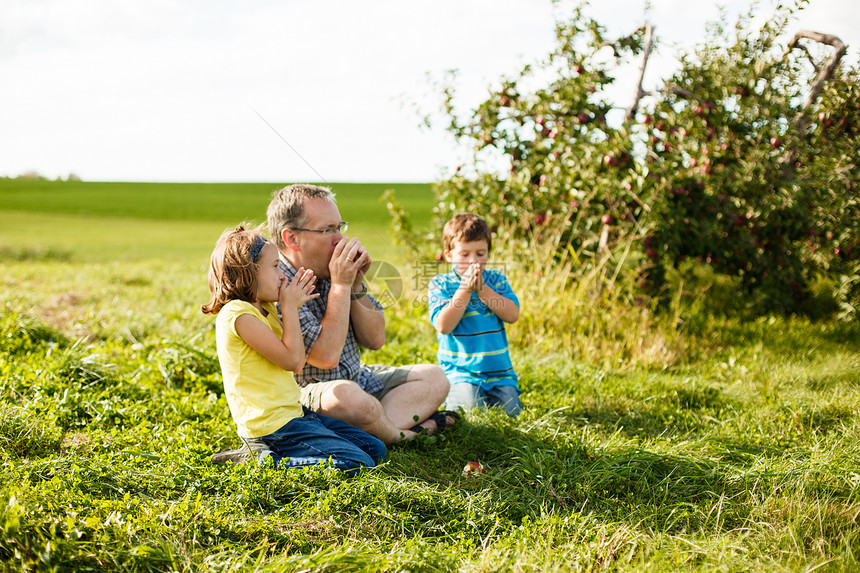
[330,236,371,291]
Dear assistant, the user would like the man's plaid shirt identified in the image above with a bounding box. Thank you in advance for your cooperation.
[279,255,384,395]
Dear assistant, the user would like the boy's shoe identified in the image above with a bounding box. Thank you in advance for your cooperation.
[210,440,270,464]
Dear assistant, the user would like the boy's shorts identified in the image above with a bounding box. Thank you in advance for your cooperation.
[299,364,413,409]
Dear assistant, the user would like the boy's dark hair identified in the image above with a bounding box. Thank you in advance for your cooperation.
[442,213,492,252]
[201,224,265,315]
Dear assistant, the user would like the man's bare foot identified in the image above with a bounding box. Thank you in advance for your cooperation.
[408,410,461,436]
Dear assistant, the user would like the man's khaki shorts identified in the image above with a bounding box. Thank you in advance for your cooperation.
[300,364,413,411]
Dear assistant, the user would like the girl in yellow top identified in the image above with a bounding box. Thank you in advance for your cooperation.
[202,225,385,475]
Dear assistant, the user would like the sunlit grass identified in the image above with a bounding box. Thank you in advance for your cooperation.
[2,181,860,571]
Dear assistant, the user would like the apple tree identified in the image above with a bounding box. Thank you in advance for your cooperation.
[428,1,858,316]
[639,10,859,314]
[432,4,652,265]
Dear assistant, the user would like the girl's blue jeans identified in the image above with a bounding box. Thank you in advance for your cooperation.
[248,407,386,476]
[445,382,522,417]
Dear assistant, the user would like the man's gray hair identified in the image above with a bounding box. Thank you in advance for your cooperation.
[267,184,336,250]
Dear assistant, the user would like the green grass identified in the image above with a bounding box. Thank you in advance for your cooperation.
[0,179,434,226]
[0,179,434,262]
[2,180,860,571]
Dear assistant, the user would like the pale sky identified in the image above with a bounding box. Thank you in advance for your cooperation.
[2,0,857,183]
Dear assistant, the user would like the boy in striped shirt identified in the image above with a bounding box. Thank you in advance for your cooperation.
[428,214,522,417]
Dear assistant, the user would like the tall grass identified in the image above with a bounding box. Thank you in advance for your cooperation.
[501,225,687,370]
[381,207,689,370]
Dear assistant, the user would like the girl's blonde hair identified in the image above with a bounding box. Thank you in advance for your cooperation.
[201,224,267,315]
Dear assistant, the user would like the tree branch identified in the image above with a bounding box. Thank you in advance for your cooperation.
[625,23,655,122]
[786,30,846,128]
[661,86,696,100]
[782,30,846,168]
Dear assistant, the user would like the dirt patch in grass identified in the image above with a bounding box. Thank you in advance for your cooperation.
[39,291,95,339]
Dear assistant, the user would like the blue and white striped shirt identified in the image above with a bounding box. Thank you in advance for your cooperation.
[428,268,519,389]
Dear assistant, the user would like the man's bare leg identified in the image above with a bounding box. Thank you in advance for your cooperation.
[304,379,418,444]
[379,364,453,431]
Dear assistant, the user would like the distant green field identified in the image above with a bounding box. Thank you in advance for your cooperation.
[0,179,436,262]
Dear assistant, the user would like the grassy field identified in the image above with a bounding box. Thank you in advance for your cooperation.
[1,179,859,572]
[0,179,434,262]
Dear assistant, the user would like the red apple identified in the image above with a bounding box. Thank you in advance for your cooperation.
[462,461,486,476]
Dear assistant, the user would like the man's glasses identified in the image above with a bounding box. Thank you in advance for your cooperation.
[290,221,349,235]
